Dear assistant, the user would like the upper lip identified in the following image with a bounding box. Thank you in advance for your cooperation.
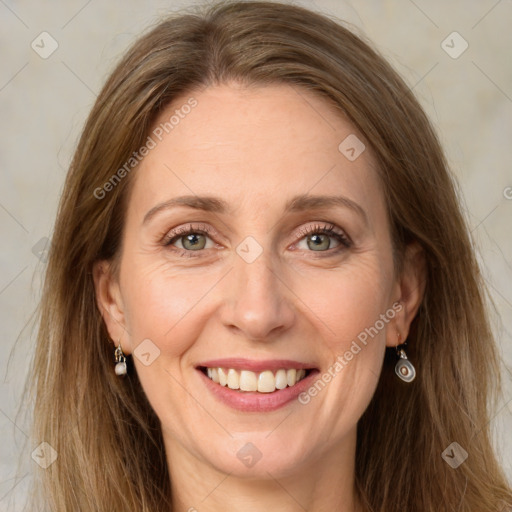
[196,358,317,372]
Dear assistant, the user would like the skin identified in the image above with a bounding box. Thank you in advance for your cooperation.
[94,82,425,512]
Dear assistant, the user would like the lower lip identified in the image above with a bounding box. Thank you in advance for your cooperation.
[197,368,319,412]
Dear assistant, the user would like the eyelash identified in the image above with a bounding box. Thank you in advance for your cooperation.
[161,222,352,258]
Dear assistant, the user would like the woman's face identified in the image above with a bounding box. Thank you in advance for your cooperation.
[95,82,420,479]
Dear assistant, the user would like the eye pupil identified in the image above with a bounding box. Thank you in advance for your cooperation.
[307,233,330,251]
[183,233,206,250]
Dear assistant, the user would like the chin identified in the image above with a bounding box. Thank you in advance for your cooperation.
[202,435,310,479]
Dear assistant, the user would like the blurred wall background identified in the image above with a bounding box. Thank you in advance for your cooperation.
[1,0,511,509]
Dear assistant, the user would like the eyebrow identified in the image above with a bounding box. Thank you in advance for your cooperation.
[142,193,368,226]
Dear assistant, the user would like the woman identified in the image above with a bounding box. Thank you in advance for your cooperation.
[28,1,512,510]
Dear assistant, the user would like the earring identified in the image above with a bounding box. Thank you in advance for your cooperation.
[394,333,416,382]
[114,341,127,376]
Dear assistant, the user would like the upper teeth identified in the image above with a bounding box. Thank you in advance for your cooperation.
[206,368,307,393]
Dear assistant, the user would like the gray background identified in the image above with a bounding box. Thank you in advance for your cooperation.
[1,0,511,509]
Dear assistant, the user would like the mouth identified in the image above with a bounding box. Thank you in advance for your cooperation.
[198,366,313,393]
[195,358,320,412]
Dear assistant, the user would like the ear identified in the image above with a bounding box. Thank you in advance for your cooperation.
[386,241,426,347]
[92,259,131,353]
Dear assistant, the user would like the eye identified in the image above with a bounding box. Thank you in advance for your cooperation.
[161,221,352,258]
[162,223,216,257]
[294,223,352,253]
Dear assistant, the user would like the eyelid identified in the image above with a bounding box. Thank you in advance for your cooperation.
[161,222,217,244]
[292,222,351,246]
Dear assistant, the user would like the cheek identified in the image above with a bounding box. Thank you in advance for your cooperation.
[299,261,391,421]
[294,257,392,349]
[120,259,212,356]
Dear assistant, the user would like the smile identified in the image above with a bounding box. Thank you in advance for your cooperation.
[200,367,310,393]
[196,358,319,411]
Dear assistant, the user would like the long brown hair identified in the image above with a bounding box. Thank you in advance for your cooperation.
[27,1,512,510]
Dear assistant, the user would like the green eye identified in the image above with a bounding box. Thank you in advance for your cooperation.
[306,233,334,251]
[179,233,207,250]
[162,222,351,258]
[295,223,352,252]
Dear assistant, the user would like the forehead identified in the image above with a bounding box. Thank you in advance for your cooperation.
[128,82,382,222]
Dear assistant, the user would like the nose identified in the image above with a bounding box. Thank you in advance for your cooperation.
[219,250,296,343]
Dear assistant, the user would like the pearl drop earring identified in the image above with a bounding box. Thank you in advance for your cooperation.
[114,341,127,376]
